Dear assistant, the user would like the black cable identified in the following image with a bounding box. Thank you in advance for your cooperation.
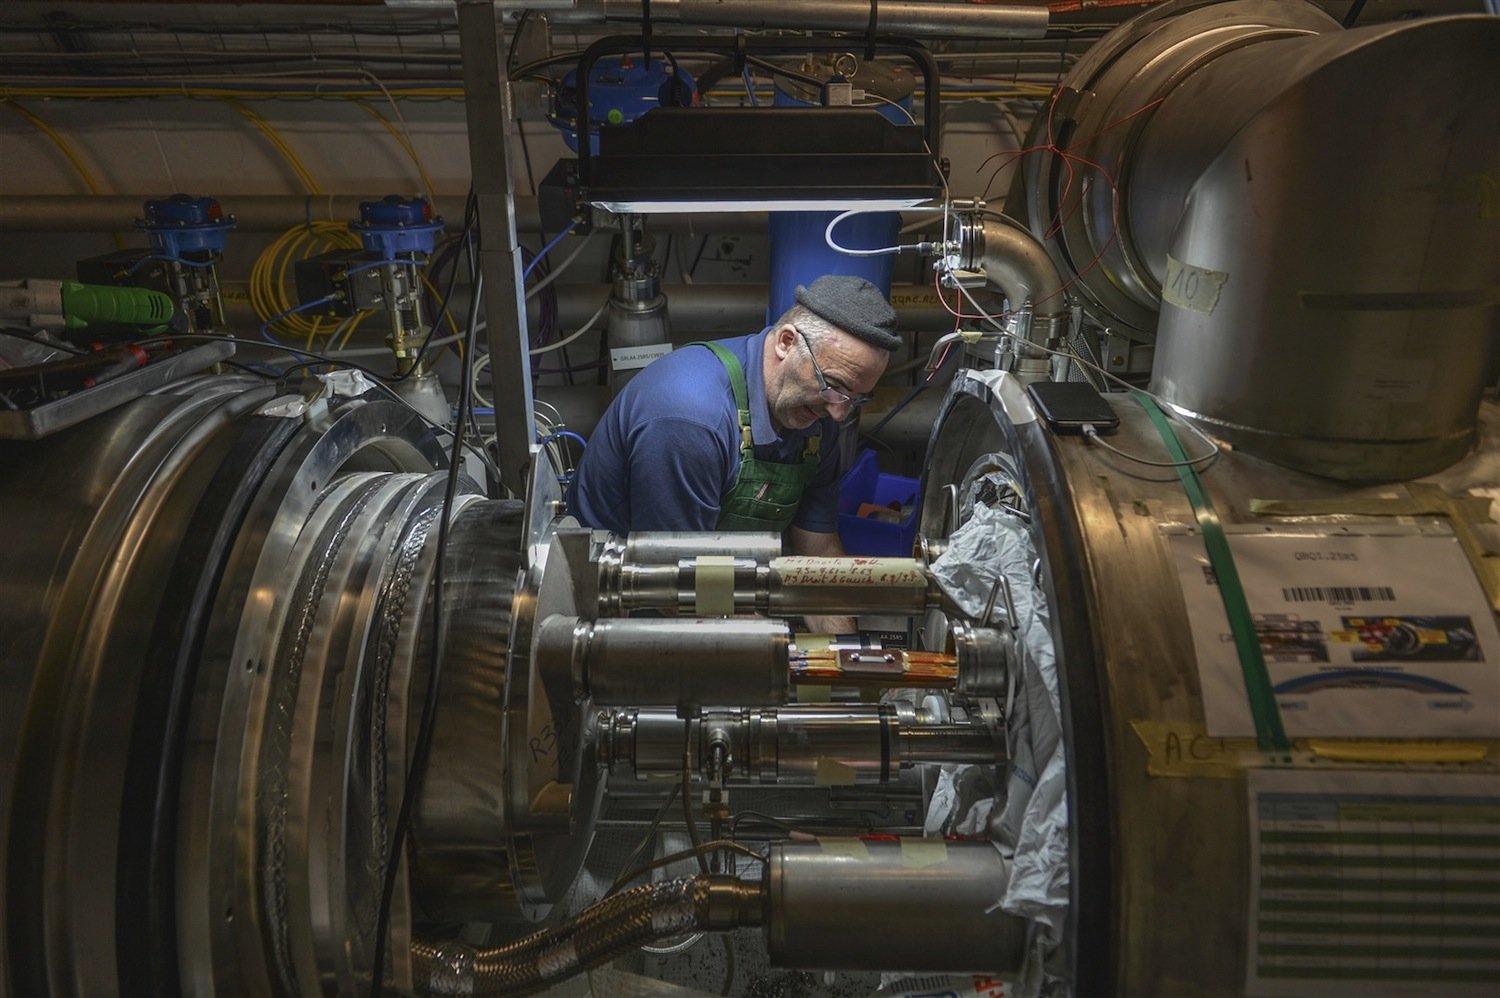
[865,380,927,438]
[1,327,86,354]
[682,720,710,876]
[688,234,710,278]
[1342,0,1369,27]
[504,9,532,74]
[369,259,486,998]
[507,13,540,199]
[390,187,477,384]
[606,782,683,897]
[517,120,538,198]
[719,936,735,997]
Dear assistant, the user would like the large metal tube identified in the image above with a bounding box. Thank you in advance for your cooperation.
[590,0,1049,37]
[610,705,1003,783]
[978,215,1069,320]
[766,556,938,616]
[1139,16,1500,480]
[537,615,791,707]
[1006,1,1498,479]
[213,283,956,341]
[529,380,943,452]
[0,195,762,235]
[599,551,940,616]
[477,282,959,333]
[597,530,780,615]
[765,840,1029,972]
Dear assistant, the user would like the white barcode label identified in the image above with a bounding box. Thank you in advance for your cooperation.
[1281,585,1395,603]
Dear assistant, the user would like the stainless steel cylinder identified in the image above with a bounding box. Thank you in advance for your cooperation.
[952,622,1016,697]
[608,531,784,565]
[1139,15,1500,480]
[766,556,938,616]
[611,705,1002,783]
[765,840,1028,972]
[588,0,1049,38]
[601,546,938,618]
[1007,0,1498,479]
[597,531,780,615]
[539,615,791,708]
[897,724,1001,766]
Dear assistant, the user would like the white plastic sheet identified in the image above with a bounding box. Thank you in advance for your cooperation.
[928,467,1069,994]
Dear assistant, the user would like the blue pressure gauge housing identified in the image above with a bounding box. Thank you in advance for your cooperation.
[138,194,235,257]
[349,195,445,256]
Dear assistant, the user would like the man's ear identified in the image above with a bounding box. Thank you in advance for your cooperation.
[771,324,797,361]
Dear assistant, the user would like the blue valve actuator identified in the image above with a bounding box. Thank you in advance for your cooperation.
[137,194,235,258]
[350,195,444,257]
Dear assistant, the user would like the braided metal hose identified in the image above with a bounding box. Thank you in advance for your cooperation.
[412,875,762,996]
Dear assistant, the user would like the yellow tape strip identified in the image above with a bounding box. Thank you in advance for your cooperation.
[1305,739,1494,764]
[694,555,736,617]
[1130,719,1252,779]
[817,836,869,860]
[813,757,858,786]
[1131,719,1498,777]
[900,838,949,869]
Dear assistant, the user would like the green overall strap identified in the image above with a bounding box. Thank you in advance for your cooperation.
[690,341,822,532]
[695,341,755,460]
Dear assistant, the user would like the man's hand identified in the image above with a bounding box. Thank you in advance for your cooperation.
[787,526,857,636]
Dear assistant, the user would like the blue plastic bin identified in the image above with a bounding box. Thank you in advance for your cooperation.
[836,450,921,556]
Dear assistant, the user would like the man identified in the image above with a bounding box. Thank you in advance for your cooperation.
[566,274,899,631]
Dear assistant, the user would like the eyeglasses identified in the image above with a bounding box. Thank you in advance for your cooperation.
[794,327,875,407]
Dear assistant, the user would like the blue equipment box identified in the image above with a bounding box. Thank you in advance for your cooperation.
[837,450,921,556]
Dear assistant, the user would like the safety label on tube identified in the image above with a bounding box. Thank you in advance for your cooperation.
[1246,769,1500,996]
[1169,526,1500,738]
[609,342,673,371]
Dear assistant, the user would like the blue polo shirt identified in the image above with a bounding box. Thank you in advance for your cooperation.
[566,330,842,534]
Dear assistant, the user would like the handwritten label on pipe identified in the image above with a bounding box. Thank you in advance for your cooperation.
[1162,255,1229,315]
[774,556,926,588]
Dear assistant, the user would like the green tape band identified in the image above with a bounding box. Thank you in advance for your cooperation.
[1131,390,1289,754]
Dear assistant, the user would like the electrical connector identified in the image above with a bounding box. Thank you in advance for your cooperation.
[821,76,853,106]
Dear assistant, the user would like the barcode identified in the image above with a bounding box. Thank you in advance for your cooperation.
[1281,586,1395,603]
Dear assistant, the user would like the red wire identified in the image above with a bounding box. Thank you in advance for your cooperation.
[966,88,1161,309]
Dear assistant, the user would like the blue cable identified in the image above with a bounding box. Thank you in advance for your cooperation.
[343,258,411,276]
[542,430,588,451]
[260,294,339,344]
[523,224,577,281]
[126,253,215,275]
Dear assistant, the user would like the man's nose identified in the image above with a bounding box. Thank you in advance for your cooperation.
[824,398,853,419]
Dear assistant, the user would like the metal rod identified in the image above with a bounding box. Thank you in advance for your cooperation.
[458,0,536,495]
[591,0,1049,38]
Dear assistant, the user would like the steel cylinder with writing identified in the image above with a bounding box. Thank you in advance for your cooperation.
[766,556,938,616]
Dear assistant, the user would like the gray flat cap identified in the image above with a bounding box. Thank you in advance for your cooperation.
[794,275,901,351]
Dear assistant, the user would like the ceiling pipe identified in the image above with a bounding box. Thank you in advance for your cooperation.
[0,196,764,236]
[546,1,1050,38]
[213,282,960,335]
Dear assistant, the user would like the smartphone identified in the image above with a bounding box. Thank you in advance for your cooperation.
[1026,380,1121,433]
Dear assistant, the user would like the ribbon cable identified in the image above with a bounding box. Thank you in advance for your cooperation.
[1131,390,1290,754]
